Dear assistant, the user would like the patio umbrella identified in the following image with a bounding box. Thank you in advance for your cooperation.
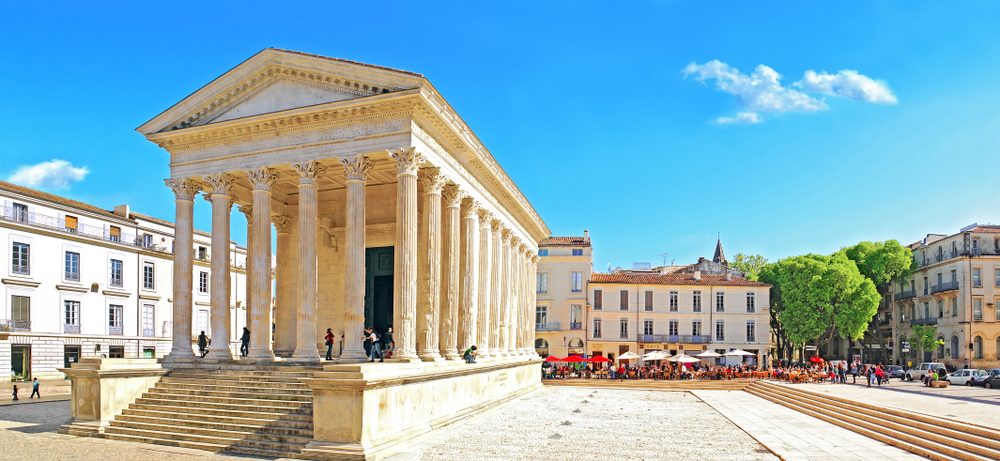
[668,353,701,364]
[643,351,670,361]
[810,356,824,363]
[725,349,755,356]
[563,355,586,363]
[618,351,641,361]
[696,350,722,360]
[587,356,612,363]
[543,356,563,362]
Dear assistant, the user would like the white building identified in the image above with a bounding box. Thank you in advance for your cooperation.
[0,180,249,380]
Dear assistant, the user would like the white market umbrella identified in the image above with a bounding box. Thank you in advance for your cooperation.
[643,351,670,361]
[667,353,701,364]
[725,349,755,356]
[618,351,641,361]
[696,350,723,361]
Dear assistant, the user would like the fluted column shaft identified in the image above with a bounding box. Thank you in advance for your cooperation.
[459,198,480,351]
[498,230,512,355]
[417,169,445,361]
[476,210,493,359]
[247,167,276,359]
[291,161,324,362]
[204,173,234,359]
[389,148,423,361]
[509,241,521,355]
[165,179,200,360]
[272,216,295,357]
[489,222,503,357]
[530,255,540,356]
[440,185,462,360]
[521,246,532,354]
[340,155,373,362]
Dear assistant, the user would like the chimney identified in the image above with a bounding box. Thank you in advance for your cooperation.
[584,229,590,243]
[113,204,130,218]
[694,270,701,281]
[726,272,732,281]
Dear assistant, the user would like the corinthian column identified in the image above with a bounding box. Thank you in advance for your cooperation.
[203,172,235,360]
[459,197,480,352]
[247,166,277,360]
[498,228,512,356]
[439,184,463,360]
[272,215,295,357]
[476,209,493,360]
[389,147,423,361]
[508,238,521,355]
[164,178,200,361]
[291,160,325,362]
[417,168,446,361]
[340,155,373,363]
[489,220,503,358]
[520,244,532,355]
[530,254,540,356]
[237,204,253,348]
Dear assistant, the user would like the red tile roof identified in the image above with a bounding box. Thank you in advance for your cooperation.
[0,180,123,219]
[270,48,424,78]
[539,236,590,247]
[966,226,1000,233]
[590,273,770,287]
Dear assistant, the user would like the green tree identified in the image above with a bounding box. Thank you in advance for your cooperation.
[907,325,942,358]
[730,253,768,281]
[762,253,881,353]
[841,240,913,363]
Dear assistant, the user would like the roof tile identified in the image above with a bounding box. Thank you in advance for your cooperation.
[590,273,770,287]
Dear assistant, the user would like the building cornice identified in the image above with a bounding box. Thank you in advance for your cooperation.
[0,220,175,261]
[56,284,89,293]
[1,278,41,288]
[102,289,132,298]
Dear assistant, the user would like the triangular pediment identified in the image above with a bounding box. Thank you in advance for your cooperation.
[138,48,426,134]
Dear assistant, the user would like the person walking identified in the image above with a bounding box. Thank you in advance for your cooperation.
[382,327,394,359]
[240,327,251,358]
[29,378,40,399]
[865,365,873,388]
[838,364,846,384]
[365,327,383,362]
[325,328,335,361]
[198,331,209,358]
[850,362,858,384]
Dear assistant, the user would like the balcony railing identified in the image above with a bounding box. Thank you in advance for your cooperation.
[142,328,155,337]
[895,290,916,301]
[0,319,30,331]
[12,264,29,275]
[641,334,670,343]
[110,278,123,288]
[643,334,713,344]
[65,271,80,282]
[1,205,171,254]
[536,322,560,332]
[911,317,937,326]
[109,325,123,335]
[878,318,891,327]
[569,321,582,330]
[64,324,80,333]
[931,281,959,294]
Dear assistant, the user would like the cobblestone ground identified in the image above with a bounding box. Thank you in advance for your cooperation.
[0,401,231,461]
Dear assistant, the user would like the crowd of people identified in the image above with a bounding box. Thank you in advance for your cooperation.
[543,361,766,380]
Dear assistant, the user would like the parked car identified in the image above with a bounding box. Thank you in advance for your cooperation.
[947,369,988,386]
[972,369,1000,389]
[886,365,905,379]
[905,362,947,381]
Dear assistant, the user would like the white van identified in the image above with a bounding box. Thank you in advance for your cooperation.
[905,362,947,381]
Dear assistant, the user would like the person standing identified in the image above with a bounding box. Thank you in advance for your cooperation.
[382,327,394,359]
[11,385,18,401]
[198,331,209,358]
[325,328,335,361]
[850,362,858,384]
[240,327,251,358]
[30,378,40,399]
[365,327,383,362]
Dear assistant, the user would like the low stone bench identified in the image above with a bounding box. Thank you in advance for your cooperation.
[930,380,950,388]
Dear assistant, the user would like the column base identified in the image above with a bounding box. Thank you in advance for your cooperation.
[442,348,460,360]
[289,348,321,363]
[247,350,276,360]
[163,348,195,362]
[338,350,369,363]
[418,349,443,362]
[204,349,234,360]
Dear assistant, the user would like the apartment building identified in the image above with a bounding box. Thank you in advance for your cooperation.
[889,224,1000,369]
[533,232,592,357]
[0,180,248,380]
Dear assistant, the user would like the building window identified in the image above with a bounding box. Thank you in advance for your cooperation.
[973,298,983,321]
[973,268,982,287]
[197,309,209,335]
[142,304,155,337]
[570,305,582,329]
[668,320,678,336]
[65,215,78,233]
[64,300,80,332]
[952,297,958,317]
[109,226,121,242]
[140,234,153,249]
[143,262,155,289]
[109,345,125,358]
[593,318,602,338]
[537,249,548,257]
[746,292,756,313]
[669,291,678,312]
[65,251,80,281]
[198,246,208,261]
[747,320,756,342]
[693,291,702,312]
[10,295,29,330]
[12,242,29,275]
[923,302,929,319]
[644,291,653,312]
[535,305,548,327]
[110,259,123,287]
[571,272,583,292]
[199,271,208,293]
[923,277,928,295]
[536,272,548,294]
[974,336,983,360]
[619,318,628,339]
[572,249,583,256]
[715,320,725,341]
[692,320,702,337]
[109,305,123,335]
[620,290,629,311]
[995,268,1000,287]
[938,300,944,318]
[952,336,959,359]
[716,292,725,312]
[12,203,27,222]
[643,319,654,335]
[593,289,603,310]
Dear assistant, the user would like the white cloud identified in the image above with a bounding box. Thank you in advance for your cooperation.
[7,159,89,189]
[683,60,828,114]
[715,112,762,125]
[794,70,898,104]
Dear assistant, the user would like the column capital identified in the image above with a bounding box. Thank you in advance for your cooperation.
[291,160,327,185]
[476,208,493,223]
[164,178,201,201]
[203,172,235,196]
[388,147,424,176]
[460,196,479,218]
[418,167,447,194]
[500,228,512,242]
[238,204,253,222]
[340,154,374,182]
[272,215,293,233]
[248,166,278,191]
[519,243,530,255]
[531,255,540,265]
[441,184,464,207]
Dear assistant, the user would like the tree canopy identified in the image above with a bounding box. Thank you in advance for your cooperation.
[841,240,913,289]
[729,253,768,281]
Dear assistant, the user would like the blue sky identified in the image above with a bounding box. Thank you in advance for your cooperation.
[2,1,999,271]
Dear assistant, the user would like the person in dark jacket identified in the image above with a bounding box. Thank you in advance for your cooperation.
[11,385,18,401]
[198,331,209,358]
[240,327,251,357]
[382,327,394,358]
[325,328,335,361]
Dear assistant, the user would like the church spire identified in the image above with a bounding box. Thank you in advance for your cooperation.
[713,235,726,264]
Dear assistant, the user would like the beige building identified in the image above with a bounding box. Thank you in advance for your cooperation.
[533,232,592,358]
[889,224,1000,369]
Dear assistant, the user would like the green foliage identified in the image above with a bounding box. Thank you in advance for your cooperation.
[909,325,941,353]
[841,240,913,289]
[730,253,768,281]
[759,253,880,348]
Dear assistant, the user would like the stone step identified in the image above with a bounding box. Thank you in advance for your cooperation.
[155,380,312,394]
[104,427,308,455]
[121,408,313,427]
[138,391,312,408]
[747,382,989,461]
[126,403,312,420]
[133,397,312,414]
[108,420,313,445]
[147,386,312,401]
[115,413,313,436]
[165,373,308,384]
[102,431,229,453]
[160,377,311,390]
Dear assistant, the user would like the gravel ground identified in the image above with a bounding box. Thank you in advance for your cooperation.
[414,386,777,461]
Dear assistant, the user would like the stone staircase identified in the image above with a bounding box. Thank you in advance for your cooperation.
[746,380,1000,461]
[103,366,319,458]
[543,378,755,391]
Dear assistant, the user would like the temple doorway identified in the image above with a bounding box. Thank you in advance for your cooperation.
[365,247,394,335]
